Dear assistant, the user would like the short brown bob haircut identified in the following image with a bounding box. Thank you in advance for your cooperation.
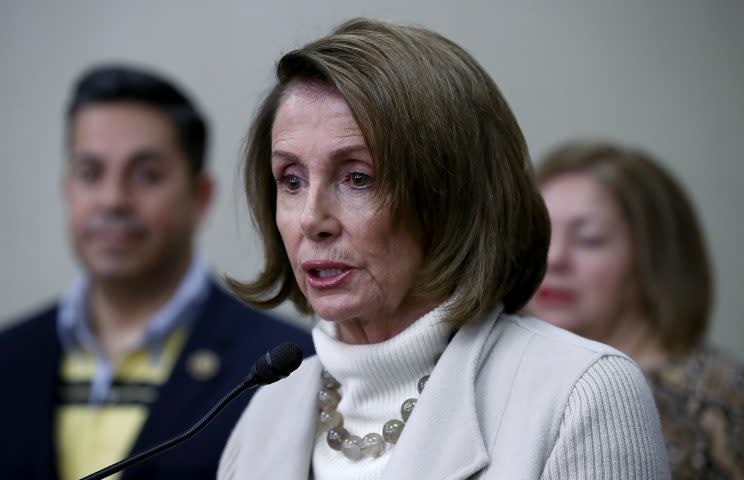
[228,18,550,327]
[536,141,712,354]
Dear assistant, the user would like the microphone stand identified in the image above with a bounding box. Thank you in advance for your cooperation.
[80,374,258,480]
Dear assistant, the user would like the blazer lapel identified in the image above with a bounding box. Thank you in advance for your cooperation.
[126,291,220,455]
[35,312,63,480]
[384,307,504,480]
[281,359,322,479]
[249,358,322,479]
[122,282,236,478]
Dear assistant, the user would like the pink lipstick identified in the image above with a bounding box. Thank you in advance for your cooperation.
[301,261,354,289]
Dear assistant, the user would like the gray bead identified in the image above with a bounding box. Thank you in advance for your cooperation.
[361,433,385,458]
[417,375,430,394]
[400,398,417,422]
[317,387,341,410]
[321,369,341,389]
[382,419,405,444]
[341,435,364,460]
[318,408,343,430]
[327,426,348,451]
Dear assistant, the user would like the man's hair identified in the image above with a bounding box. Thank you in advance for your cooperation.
[536,141,712,354]
[228,18,550,326]
[66,64,208,173]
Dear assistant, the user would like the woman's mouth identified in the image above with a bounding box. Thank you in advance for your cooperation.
[302,261,354,289]
[536,287,576,306]
[314,268,345,278]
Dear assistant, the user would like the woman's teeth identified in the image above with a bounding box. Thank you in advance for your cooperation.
[315,268,343,278]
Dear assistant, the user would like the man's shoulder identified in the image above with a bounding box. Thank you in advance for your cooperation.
[202,281,307,330]
[0,302,61,380]
[0,302,58,343]
[196,280,314,353]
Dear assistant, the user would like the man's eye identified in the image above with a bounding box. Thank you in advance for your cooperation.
[77,165,101,183]
[349,172,373,188]
[135,168,164,185]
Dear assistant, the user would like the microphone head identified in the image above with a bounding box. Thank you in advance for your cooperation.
[268,342,304,377]
[252,342,304,385]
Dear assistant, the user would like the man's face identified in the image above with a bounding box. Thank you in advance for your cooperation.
[65,102,212,283]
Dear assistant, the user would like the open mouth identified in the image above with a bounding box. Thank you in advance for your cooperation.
[311,268,346,278]
[302,262,354,289]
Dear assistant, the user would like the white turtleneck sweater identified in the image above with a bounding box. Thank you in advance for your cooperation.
[311,303,456,480]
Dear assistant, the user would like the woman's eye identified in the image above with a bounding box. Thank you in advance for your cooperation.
[349,172,373,188]
[277,174,302,192]
[576,235,606,248]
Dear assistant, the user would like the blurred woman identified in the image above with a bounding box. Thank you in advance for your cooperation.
[219,20,669,479]
[528,141,743,479]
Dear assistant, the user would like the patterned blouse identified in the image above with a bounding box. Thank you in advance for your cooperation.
[644,346,744,479]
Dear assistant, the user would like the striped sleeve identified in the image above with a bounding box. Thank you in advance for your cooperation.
[540,356,670,480]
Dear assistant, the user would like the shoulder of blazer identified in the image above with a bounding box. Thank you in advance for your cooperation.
[472,312,653,479]
[0,303,61,480]
[495,313,628,361]
[121,278,314,479]
[475,313,632,402]
[195,279,316,358]
[0,303,61,376]
[472,312,633,421]
[474,312,634,440]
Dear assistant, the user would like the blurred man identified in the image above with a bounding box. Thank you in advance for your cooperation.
[0,65,313,480]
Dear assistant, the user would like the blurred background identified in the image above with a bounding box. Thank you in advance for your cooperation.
[1,0,741,358]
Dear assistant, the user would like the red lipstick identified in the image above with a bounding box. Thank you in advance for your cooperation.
[535,287,576,306]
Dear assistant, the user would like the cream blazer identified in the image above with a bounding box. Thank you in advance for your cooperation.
[219,309,670,479]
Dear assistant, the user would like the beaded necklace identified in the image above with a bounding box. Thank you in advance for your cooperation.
[317,369,430,460]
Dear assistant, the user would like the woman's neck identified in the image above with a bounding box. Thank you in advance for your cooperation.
[603,316,667,370]
[311,300,456,477]
[336,295,446,345]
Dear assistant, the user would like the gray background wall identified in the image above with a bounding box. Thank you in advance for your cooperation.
[1,1,742,358]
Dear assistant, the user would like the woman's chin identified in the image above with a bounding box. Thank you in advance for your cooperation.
[309,299,361,323]
[306,285,369,315]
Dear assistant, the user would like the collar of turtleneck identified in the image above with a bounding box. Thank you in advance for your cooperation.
[310,302,456,479]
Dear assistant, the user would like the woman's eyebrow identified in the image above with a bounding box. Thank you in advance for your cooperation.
[271,149,299,162]
[330,144,371,160]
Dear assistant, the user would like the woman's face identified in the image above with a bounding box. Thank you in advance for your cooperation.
[526,173,642,343]
[270,83,428,344]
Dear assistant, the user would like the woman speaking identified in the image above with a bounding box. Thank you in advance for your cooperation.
[219,18,669,479]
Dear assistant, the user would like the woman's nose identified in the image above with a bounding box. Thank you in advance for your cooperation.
[299,186,341,241]
[546,238,569,271]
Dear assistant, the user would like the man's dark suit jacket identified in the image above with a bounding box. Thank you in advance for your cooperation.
[0,280,315,479]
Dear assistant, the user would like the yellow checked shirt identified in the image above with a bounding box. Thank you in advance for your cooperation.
[56,329,188,480]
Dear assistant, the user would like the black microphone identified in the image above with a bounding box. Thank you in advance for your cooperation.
[80,343,303,480]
